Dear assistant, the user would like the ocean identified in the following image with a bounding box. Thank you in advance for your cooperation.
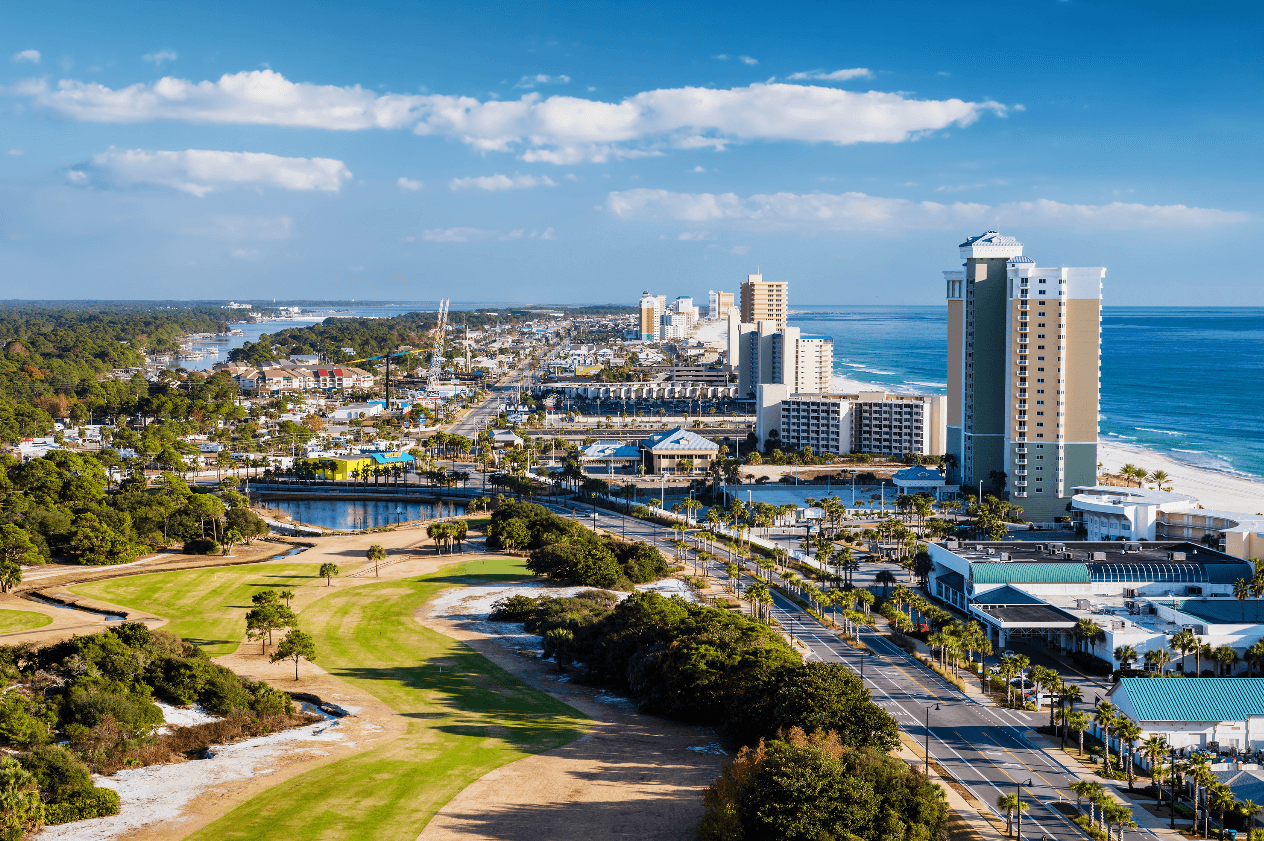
[791,305,1264,481]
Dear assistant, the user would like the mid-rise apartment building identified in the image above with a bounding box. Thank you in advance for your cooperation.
[756,387,946,457]
[740,274,787,328]
[708,290,735,320]
[639,291,663,341]
[738,323,832,398]
[945,231,1104,520]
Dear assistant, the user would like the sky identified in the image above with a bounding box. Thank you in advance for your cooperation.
[1,0,1261,306]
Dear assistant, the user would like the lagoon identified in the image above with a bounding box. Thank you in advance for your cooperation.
[260,498,465,531]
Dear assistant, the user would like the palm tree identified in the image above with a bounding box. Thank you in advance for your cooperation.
[1114,645,1139,671]
[996,793,1027,837]
[1236,578,1251,621]
[1105,801,1136,841]
[1214,645,1237,677]
[1140,735,1170,806]
[1075,617,1106,657]
[1060,682,1084,747]
[1253,570,1264,622]
[1239,799,1262,841]
[1250,641,1264,678]
[873,568,897,600]
[1145,647,1172,675]
[1171,628,1199,675]
[1071,779,1096,824]
[1150,470,1171,491]
[367,543,387,577]
[1094,701,1118,774]
[1185,753,1213,834]
[1211,784,1236,841]
[1116,717,1142,788]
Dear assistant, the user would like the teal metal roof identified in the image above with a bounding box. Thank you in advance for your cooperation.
[1169,599,1264,625]
[367,452,415,465]
[970,563,1089,584]
[1114,678,1264,723]
[971,584,1046,605]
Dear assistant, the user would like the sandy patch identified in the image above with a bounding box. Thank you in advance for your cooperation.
[154,702,219,733]
[417,580,727,841]
[1098,441,1264,514]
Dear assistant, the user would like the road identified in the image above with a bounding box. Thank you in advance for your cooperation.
[557,499,1156,841]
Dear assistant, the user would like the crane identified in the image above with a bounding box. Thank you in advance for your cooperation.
[338,299,450,409]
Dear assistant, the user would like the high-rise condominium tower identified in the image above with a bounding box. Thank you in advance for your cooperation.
[740,274,787,328]
[945,232,1104,521]
[639,291,663,340]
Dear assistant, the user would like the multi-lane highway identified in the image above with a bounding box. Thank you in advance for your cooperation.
[556,500,1154,841]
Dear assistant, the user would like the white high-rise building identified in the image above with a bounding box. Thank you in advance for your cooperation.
[708,290,735,320]
[737,322,832,397]
[639,291,663,341]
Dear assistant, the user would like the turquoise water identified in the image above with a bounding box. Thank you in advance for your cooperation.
[790,306,1264,481]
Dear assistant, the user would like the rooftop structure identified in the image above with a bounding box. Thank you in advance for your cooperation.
[754,388,946,459]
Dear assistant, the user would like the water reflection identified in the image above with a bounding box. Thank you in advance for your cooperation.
[261,499,465,530]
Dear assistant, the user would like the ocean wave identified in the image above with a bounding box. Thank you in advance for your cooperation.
[1135,427,1184,436]
[908,380,948,389]
[1171,448,1206,454]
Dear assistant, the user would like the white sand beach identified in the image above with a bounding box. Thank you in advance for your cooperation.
[1097,441,1264,516]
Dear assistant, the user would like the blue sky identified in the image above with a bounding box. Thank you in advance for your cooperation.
[1,0,1260,305]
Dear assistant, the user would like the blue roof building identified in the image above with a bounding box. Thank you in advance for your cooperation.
[1109,678,1264,752]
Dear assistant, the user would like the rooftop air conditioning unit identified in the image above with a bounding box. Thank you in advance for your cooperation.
[1169,551,1186,561]
[1124,542,1141,552]
[1035,543,1046,551]
[1076,599,1091,610]
[999,552,1010,561]
[1092,552,1107,561]
[946,541,959,549]
[986,548,995,555]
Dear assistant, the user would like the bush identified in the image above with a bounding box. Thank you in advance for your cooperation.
[182,538,221,555]
[17,745,93,804]
[198,665,254,715]
[61,688,164,738]
[248,681,294,717]
[489,594,540,622]
[44,786,121,824]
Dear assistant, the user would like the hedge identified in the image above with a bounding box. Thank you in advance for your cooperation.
[45,787,121,824]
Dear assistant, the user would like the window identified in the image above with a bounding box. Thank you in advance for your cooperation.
[1036,389,1044,394]
[1036,400,1044,405]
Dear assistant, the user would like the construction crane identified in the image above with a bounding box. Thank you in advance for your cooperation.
[338,299,450,409]
[428,298,449,379]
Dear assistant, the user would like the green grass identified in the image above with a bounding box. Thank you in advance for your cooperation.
[69,563,325,656]
[0,609,52,633]
[184,556,589,841]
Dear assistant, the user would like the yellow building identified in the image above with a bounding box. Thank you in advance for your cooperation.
[297,452,415,481]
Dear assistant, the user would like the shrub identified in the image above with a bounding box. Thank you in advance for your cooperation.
[489,594,540,622]
[248,681,294,717]
[16,745,93,804]
[44,786,121,824]
[61,689,164,738]
[198,665,254,715]
[182,538,221,555]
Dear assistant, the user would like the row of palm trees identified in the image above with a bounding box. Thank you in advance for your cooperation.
[425,520,468,554]
[1113,463,1172,491]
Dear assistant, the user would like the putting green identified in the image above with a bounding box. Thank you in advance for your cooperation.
[185,556,588,840]
[0,609,52,633]
[69,563,324,656]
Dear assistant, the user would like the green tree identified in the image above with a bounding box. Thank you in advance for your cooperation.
[270,629,317,681]
[496,519,531,553]
[319,562,340,586]
[245,601,296,654]
[367,543,386,577]
[0,525,37,592]
[0,755,43,836]
[997,792,1028,836]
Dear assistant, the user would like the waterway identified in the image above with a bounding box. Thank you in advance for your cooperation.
[260,499,465,531]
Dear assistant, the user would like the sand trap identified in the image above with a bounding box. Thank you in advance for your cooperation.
[154,702,220,734]
[418,578,727,841]
[37,713,345,841]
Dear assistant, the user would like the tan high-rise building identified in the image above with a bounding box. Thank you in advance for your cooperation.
[639,291,663,341]
[945,231,1104,521]
[740,274,787,328]
[708,290,735,320]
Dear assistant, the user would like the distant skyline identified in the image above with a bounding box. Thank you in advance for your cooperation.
[1,1,1260,305]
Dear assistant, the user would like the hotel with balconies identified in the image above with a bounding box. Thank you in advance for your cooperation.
[945,232,1105,521]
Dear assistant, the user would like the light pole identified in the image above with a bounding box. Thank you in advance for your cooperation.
[1016,778,1032,841]
[924,703,940,777]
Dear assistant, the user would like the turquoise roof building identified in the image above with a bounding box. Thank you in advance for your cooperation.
[1109,678,1264,752]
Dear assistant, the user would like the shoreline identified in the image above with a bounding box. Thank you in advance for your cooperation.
[1096,441,1264,515]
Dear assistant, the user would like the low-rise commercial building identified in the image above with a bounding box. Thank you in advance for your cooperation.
[1073,485,1264,560]
[1108,678,1264,752]
[297,451,415,481]
[641,426,719,475]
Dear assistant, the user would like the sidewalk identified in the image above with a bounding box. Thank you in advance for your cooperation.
[1028,730,1188,841]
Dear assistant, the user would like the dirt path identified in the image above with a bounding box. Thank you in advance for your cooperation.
[417,589,729,841]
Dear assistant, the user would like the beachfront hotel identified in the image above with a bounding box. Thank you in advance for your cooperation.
[740,274,788,329]
[945,232,1105,521]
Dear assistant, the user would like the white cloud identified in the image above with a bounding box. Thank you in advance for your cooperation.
[448,173,556,191]
[71,147,352,197]
[514,74,571,89]
[606,188,1249,231]
[397,177,424,191]
[143,49,178,66]
[10,50,40,64]
[739,56,758,65]
[787,68,872,82]
[677,231,712,240]
[6,149,23,156]
[712,54,729,61]
[24,70,1004,163]
[422,226,556,242]
[693,165,706,172]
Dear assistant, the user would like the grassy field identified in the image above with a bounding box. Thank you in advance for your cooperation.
[184,556,588,841]
[69,563,325,656]
[0,609,52,633]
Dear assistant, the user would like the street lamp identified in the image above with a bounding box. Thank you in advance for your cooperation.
[1016,778,1032,841]
[924,703,940,777]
